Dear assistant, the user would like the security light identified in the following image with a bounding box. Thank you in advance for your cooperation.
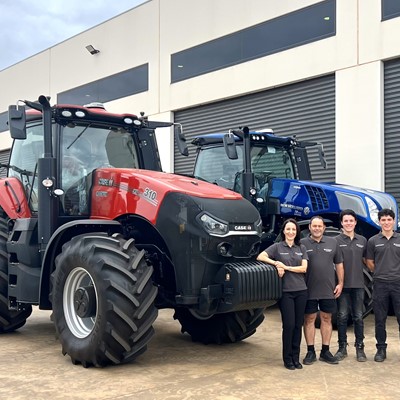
[86,45,100,55]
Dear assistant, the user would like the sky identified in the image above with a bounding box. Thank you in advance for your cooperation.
[0,0,146,71]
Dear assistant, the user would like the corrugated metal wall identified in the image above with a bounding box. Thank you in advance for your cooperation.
[384,58,400,204]
[0,150,9,178]
[174,74,336,182]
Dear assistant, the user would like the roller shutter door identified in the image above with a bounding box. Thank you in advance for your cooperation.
[384,58,400,204]
[0,150,9,178]
[174,74,335,182]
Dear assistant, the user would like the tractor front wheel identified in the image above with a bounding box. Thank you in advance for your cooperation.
[173,307,265,344]
[51,233,158,367]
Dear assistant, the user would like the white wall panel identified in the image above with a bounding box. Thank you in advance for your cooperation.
[0,0,400,192]
[359,0,400,63]
[336,62,384,190]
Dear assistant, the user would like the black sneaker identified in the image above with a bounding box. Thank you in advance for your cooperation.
[303,350,317,365]
[374,348,386,362]
[319,350,339,364]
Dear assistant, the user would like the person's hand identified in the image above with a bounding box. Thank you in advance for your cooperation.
[277,266,285,278]
[277,267,285,277]
[334,283,343,298]
[275,261,288,270]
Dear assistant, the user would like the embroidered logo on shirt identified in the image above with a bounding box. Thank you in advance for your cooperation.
[393,243,400,247]
[375,244,385,247]
[295,252,303,256]
[339,244,347,247]
[356,244,364,248]
[323,248,333,252]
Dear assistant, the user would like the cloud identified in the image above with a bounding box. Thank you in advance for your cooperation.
[0,0,145,71]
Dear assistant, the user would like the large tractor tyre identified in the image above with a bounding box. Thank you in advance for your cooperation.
[362,267,373,318]
[173,307,265,344]
[51,233,158,367]
[0,215,32,333]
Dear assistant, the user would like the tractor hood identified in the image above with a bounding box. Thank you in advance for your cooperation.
[90,168,251,224]
[267,178,398,229]
[127,169,243,199]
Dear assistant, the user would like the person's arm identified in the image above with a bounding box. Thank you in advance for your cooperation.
[365,237,375,272]
[362,257,367,266]
[257,250,276,266]
[334,262,344,298]
[257,250,285,277]
[276,259,307,273]
[365,258,375,272]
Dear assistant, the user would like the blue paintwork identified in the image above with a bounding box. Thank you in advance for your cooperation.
[268,178,398,229]
[192,132,398,231]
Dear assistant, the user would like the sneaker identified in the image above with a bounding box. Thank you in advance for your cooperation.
[374,348,386,362]
[319,350,339,364]
[355,343,367,362]
[303,350,317,365]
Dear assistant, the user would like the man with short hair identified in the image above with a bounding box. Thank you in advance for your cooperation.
[301,216,344,365]
[334,209,368,362]
[366,208,400,362]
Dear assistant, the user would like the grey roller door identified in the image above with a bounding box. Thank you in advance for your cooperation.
[0,150,10,178]
[174,74,335,182]
[384,58,400,204]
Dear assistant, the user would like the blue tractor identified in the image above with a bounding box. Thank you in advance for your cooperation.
[191,127,399,318]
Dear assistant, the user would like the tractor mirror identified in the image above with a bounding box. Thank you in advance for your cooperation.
[317,144,327,169]
[8,105,27,139]
[223,132,238,160]
[174,124,188,156]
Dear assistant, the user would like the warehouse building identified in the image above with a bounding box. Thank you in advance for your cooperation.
[1,0,400,202]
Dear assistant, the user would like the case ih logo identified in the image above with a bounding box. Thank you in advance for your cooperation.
[98,178,114,187]
[233,225,252,231]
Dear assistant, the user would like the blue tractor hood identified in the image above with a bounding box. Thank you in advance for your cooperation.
[267,178,398,232]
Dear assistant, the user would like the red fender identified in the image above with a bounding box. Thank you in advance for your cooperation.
[0,177,32,219]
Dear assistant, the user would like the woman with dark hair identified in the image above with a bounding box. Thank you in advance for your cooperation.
[257,218,308,370]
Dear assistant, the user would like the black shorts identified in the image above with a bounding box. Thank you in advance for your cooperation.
[305,299,337,314]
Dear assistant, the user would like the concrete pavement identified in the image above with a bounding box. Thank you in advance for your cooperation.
[0,306,399,400]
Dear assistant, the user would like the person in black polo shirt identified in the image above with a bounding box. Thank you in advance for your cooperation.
[257,218,308,370]
[334,209,368,362]
[301,216,344,365]
[366,208,400,362]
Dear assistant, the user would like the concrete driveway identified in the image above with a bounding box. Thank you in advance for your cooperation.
[0,306,399,400]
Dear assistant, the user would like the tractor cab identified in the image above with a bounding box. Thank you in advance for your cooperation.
[192,129,325,202]
[6,100,180,217]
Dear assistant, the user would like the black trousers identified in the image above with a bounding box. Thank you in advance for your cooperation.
[373,280,400,348]
[278,289,308,364]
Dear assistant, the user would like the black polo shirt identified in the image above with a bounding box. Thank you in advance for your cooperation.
[300,235,343,300]
[335,232,367,289]
[366,231,400,281]
[265,241,308,292]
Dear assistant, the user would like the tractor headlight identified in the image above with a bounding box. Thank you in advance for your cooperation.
[366,196,379,226]
[198,213,229,236]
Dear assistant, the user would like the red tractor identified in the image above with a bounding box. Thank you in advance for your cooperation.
[0,96,281,367]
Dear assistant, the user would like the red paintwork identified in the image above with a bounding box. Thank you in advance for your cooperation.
[90,169,242,223]
[0,178,32,219]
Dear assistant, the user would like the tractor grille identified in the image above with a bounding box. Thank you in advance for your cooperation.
[221,261,282,311]
[305,185,329,211]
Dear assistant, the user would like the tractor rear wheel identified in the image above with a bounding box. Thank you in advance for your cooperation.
[0,214,32,332]
[173,307,265,344]
[51,233,158,367]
